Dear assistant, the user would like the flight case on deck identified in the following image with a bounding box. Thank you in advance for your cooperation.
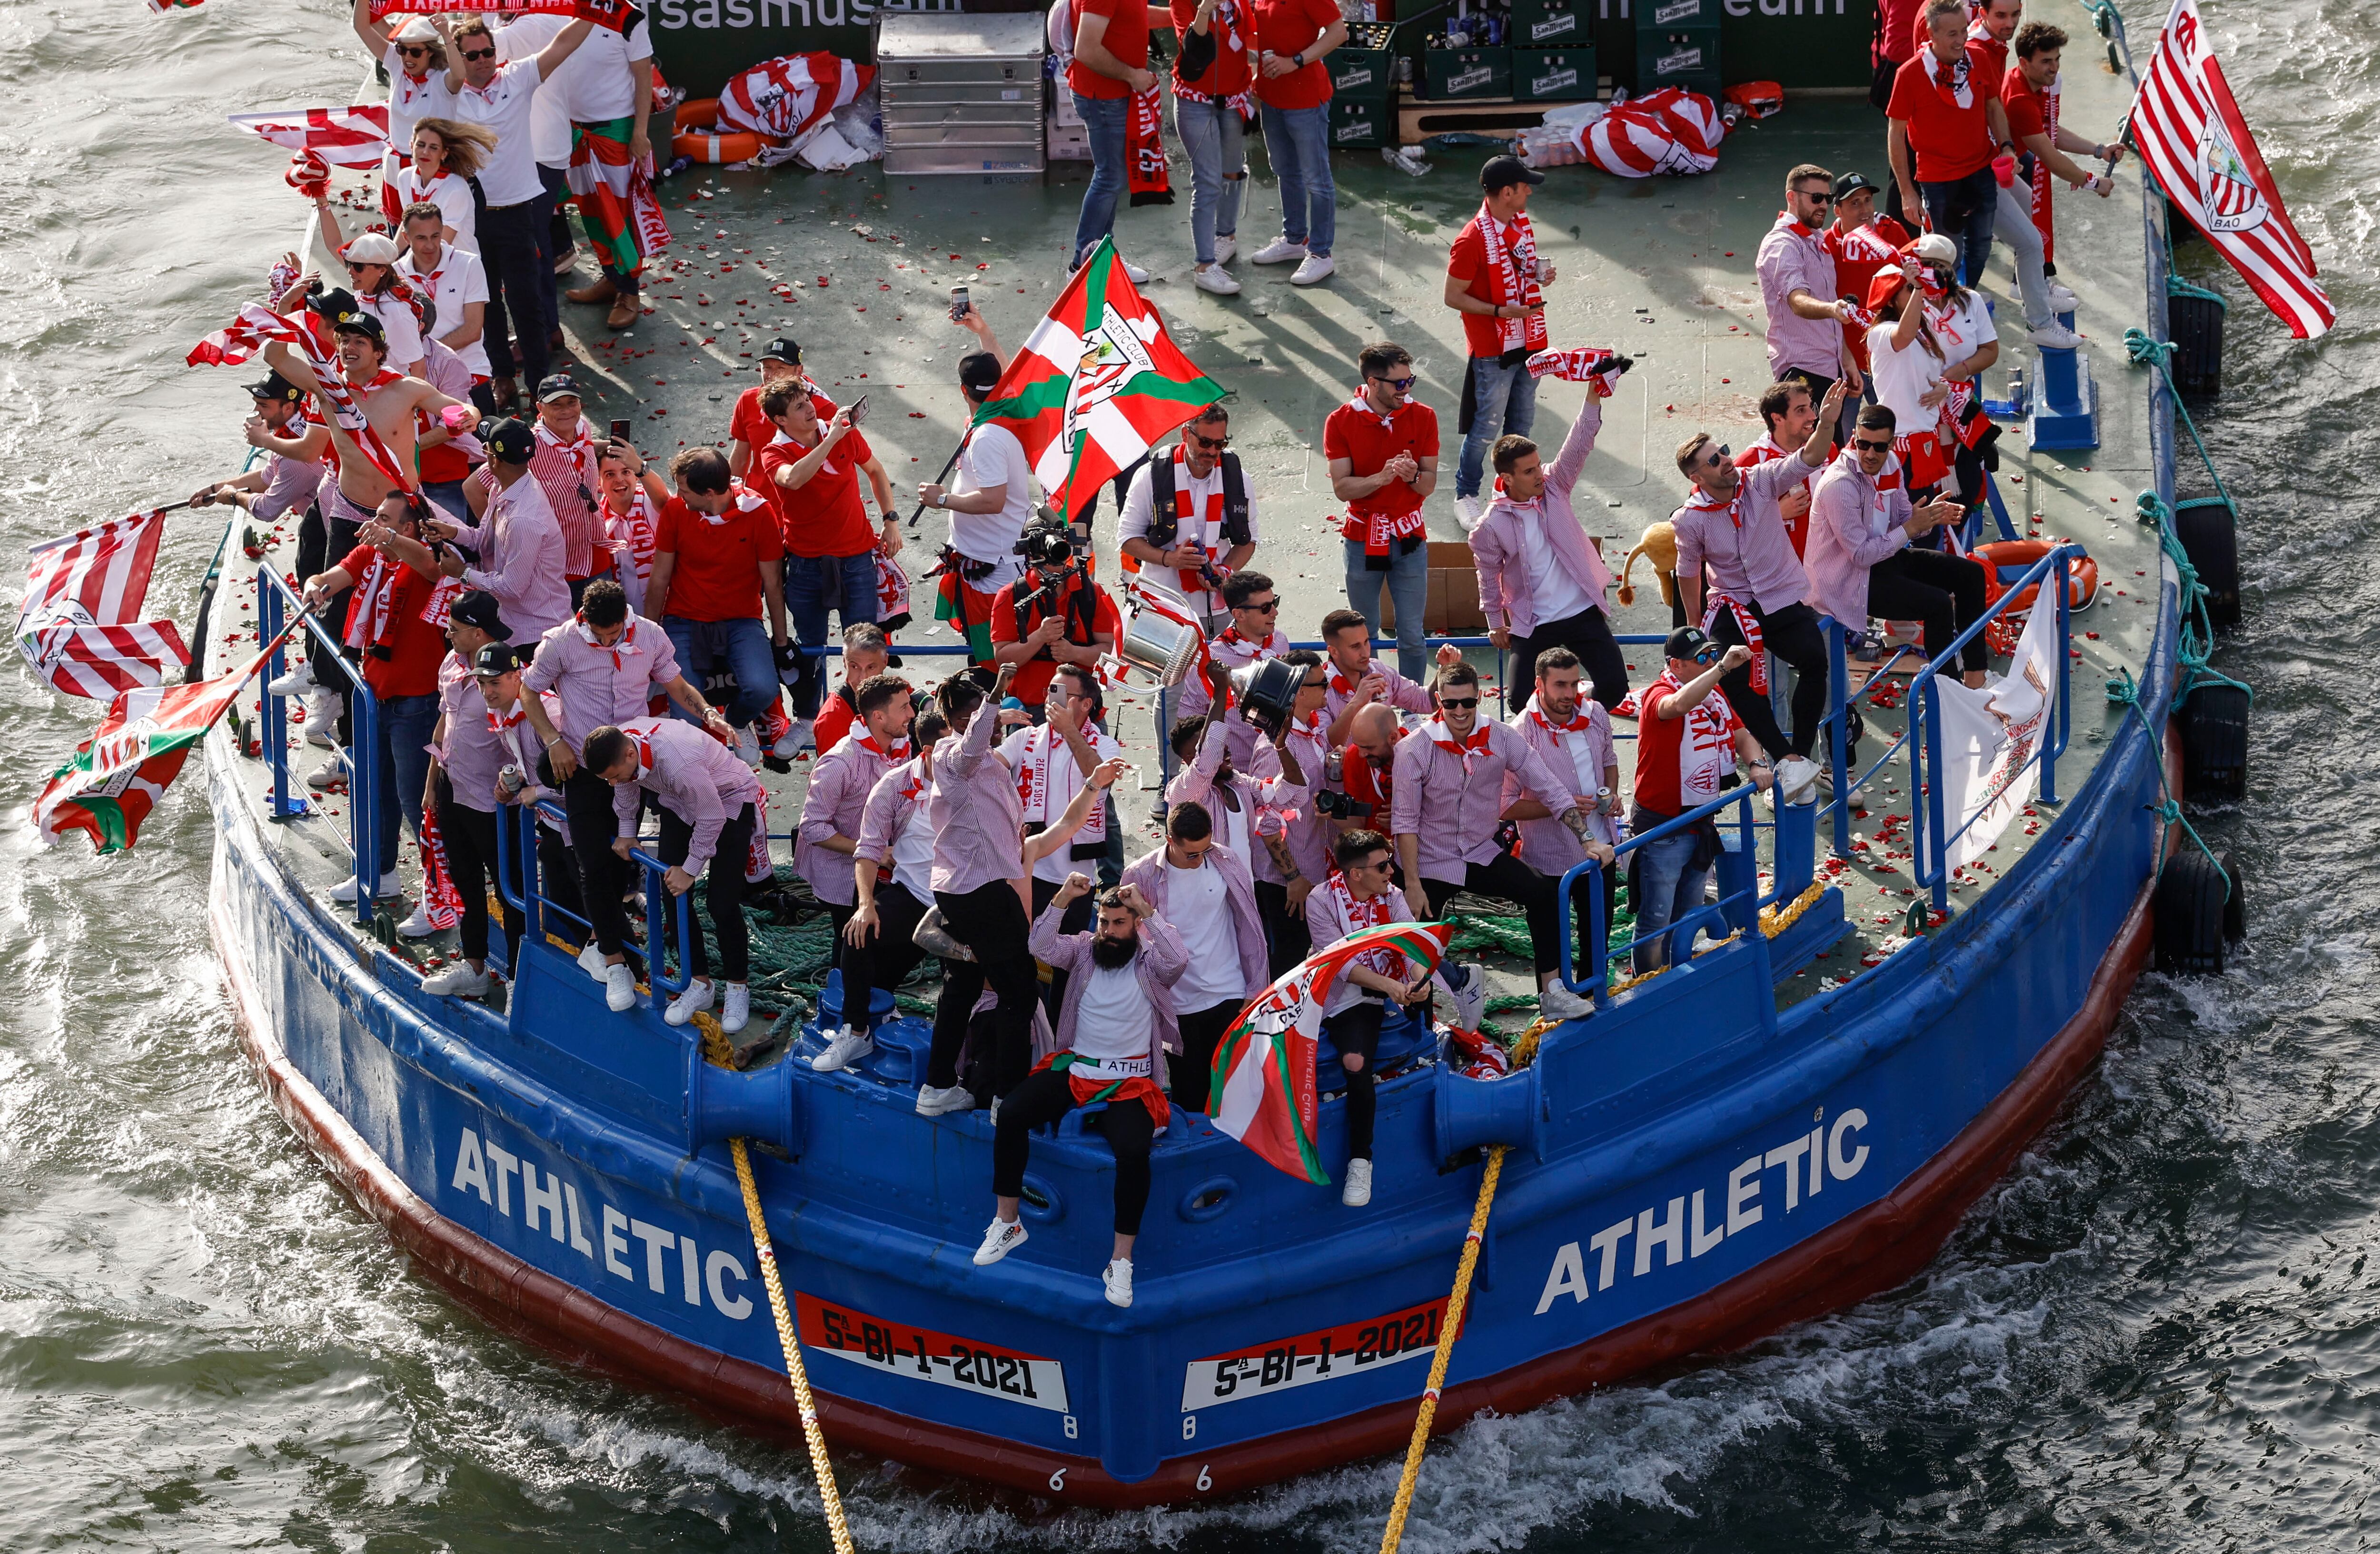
[879,13,1048,176]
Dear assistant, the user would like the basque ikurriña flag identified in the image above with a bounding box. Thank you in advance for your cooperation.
[1209,921,1456,1184]
[17,508,190,698]
[2128,0,2334,338]
[969,237,1224,514]
[35,625,297,853]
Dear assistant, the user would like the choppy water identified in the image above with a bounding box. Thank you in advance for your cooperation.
[2,0,2373,1548]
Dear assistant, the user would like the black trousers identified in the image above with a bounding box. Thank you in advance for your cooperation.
[1170,999,1243,1113]
[1324,1001,1388,1161]
[479,198,552,389]
[1867,549,1991,676]
[838,880,930,1031]
[1505,606,1629,715]
[1252,879,1313,982]
[656,801,756,983]
[538,753,636,957]
[435,783,526,969]
[993,1067,1156,1236]
[1706,598,1830,761]
[929,880,1038,1096]
[1423,853,1561,978]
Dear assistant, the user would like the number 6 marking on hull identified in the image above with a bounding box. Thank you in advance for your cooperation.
[1197,1465,1213,1492]
[1048,1467,1067,1493]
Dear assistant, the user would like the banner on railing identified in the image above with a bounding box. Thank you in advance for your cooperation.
[1932,589,2061,870]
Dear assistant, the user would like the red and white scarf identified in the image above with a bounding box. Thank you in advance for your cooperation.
[1420,714,1494,776]
[1698,593,1770,696]
[1527,701,1597,738]
[1013,723,1108,843]
[486,696,528,736]
[187,305,415,493]
[1127,82,1171,207]
[415,795,466,931]
[1323,869,1408,981]
[575,612,650,672]
[605,487,659,586]
[1917,41,1975,109]
[856,731,912,762]
[1158,443,1224,595]
[1526,346,1628,396]
[345,550,407,652]
[1474,204,1548,355]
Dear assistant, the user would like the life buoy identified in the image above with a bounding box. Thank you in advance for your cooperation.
[673,129,767,165]
[675,97,724,130]
[1974,538,2099,655]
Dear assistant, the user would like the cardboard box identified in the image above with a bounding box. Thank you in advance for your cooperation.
[1379,541,1487,636]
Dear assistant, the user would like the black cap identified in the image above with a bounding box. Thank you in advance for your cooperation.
[473,642,526,678]
[447,589,512,641]
[307,286,383,342]
[1480,154,1546,192]
[482,416,535,464]
[1664,625,1718,663]
[958,350,1002,394]
[1832,170,1879,200]
[759,337,802,366]
[536,372,582,404]
[247,370,305,404]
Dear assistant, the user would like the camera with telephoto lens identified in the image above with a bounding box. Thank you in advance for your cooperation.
[1014,511,1080,572]
[1311,787,1363,820]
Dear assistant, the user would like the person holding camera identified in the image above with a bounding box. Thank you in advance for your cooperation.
[1392,660,1612,1021]
[988,517,1120,706]
[1118,406,1258,631]
[761,376,899,722]
[1628,628,1775,972]
[416,416,572,642]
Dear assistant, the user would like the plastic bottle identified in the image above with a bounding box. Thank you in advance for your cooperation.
[661,155,693,180]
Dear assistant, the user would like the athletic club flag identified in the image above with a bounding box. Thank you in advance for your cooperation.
[35,629,293,854]
[226,107,392,169]
[2129,0,2335,338]
[1209,921,1457,1184]
[970,238,1224,514]
[17,509,191,698]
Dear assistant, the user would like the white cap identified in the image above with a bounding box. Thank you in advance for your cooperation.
[345,232,403,266]
[1910,232,1958,266]
[394,15,442,43]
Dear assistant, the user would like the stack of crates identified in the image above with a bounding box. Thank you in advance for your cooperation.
[1505,0,1597,103]
[1330,21,1397,149]
[1631,0,1722,98]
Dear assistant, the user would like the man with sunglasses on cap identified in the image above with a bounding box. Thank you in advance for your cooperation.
[1118,406,1256,633]
[1327,341,1438,683]
[1444,155,1557,526]
[191,372,328,526]
[1629,628,1773,972]
[918,303,1037,666]
[1668,374,1849,805]
[1756,163,1865,435]
[1392,660,1611,1021]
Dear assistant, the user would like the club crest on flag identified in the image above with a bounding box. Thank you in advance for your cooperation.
[1066,322,1160,456]
[2192,118,2269,233]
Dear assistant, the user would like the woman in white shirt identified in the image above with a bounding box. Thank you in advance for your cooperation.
[1864,256,1955,500]
[394,118,496,254]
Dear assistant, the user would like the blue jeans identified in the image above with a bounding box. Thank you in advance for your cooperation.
[1455,355,1540,500]
[783,552,881,718]
[663,615,779,730]
[1630,824,1714,973]
[421,479,471,526]
[1920,168,1999,293]
[1259,102,1335,257]
[1173,96,1246,266]
[361,691,439,884]
[1071,92,1132,267]
[1342,537,1428,683]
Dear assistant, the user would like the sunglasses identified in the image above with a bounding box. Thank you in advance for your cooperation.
[1301,675,1327,690]
[1238,599,1279,614]
[1353,856,1393,873]
[1188,431,1230,450]
[1853,436,1894,452]
[398,43,434,55]
[1372,374,1418,392]
[1438,696,1479,710]
[1693,648,1722,663]
[460,45,496,59]
[1700,443,1731,470]
[1797,190,1835,204]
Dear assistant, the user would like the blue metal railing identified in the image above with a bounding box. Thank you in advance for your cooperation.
[496,797,699,1000]
[257,565,382,929]
[1556,780,1770,1006]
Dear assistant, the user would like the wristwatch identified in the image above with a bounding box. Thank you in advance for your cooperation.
[1291,49,1306,67]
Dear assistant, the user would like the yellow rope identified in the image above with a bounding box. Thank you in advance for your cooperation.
[1759,880,1828,939]
[695,1013,858,1554]
[1376,1017,1551,1554]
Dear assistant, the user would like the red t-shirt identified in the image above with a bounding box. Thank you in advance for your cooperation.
[761,426,879,559]
[1875,0,1924,63]
[1066,0,1150,100]
[418,437,471,485]
[337,543,447,698]
[1339,740,1392,822]
[1632,670,1745,817]
[1170,0,1255,95]
[734,382,839,458]
[652,495,784,622]
[1251,0,1339,110]
[1886,46,2002,183]
[1446,218,1531,359]
[1910,9,2010,79]
[812,683,859,753]
[1820,215,1915,369]
[2001,64,2049,140]
[1323,397,1439,527]
[988,572,1121,703]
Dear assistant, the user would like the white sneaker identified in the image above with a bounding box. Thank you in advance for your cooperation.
[303,690,342,747]
[1250,238,1308,265]
[720,982,751,1035]
[1441,960,1488,1031]
[1289,254,1336,286]
[396,900,441,939]
[1454,494,1485,532]
[664,979,714,1026]
[788,718,816,755]
[265,661,315,698]
[578,943,610,982]
[2046,282,2079,312]
[915,1082,975,1116]
[1191,264,1242,296]
[329,869,401,903]
[733,723,762,768]
[1539,981,1595,1021]
[973,1217,1028,1266]
[2027,321,2083,349]
[422,962,491,998]
[1774,754,1821,807]
[605,963,637,1012]
[1103,1257,1134,1307]
[988,1096,1001,1126]
[1121,258,1151,285]
[812,1024,873,1071]
[1212,236,1237,265]
[1341,1157,1373,1208]
[306,754,348,791]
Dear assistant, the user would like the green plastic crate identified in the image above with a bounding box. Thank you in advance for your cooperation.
[1635,23,1720,93]
[1422,46,1512,100]
[1508,0,1587,48]
[1513,46,1596,101]
[1329,93,1391,149]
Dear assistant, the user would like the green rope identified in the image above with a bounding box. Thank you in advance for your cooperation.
[2106,666,2230,896]
[2122,328,2235,510]
[2129,489,2253,706]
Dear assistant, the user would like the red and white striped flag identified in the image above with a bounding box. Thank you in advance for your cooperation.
[188,305,416,495]
[226,107,391,169]
[2129,0,2334,339]
[16,509,191,698]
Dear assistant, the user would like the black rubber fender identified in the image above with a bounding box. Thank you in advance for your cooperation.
[2179,682,2249,802]
[2173,496,2242,630]
[2214,849,2246,942]
[2153,848,2229,976]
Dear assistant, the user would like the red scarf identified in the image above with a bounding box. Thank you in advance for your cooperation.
[1526,347,1628,396]
[1681,478,1749,532]
[1127,82,1171,207]
[575,612,648,672]
[857,732,911,762]
[1527,701,1596,736]
[1698,594,1769,695]
[1420,714,1493,776]
[1162,444,1222,595]
[486,697,527,734]
[344,549,412,652]
[604,487,658,584]
[1323,869,1408,982]
[1473,203,1547,355]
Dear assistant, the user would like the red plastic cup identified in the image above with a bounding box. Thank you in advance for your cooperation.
[1992,152,2016,188]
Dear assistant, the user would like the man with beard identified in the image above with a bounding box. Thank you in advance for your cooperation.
[1319,607,1435,744]
[1121,800,1269,1113]
[975,875,1187,1311]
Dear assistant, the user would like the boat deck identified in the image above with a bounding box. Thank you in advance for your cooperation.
[221,87,2165,1028]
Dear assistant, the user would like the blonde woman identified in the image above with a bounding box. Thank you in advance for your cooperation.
[393,118,496,254]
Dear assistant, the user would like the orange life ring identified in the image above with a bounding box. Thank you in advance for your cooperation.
[675,97,723,129]
[674,130,768,164]
[1974,539,2099,653]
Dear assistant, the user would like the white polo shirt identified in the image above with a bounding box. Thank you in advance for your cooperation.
[397,243,493,377]
[431,57,549,206]
[393,165,477,255]
[949,420,1035,588]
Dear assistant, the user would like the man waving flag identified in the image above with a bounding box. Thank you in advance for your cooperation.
[2128,0,2334,338]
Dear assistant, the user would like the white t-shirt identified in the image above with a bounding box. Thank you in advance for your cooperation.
[1866,320,1948,441]
[381,43,443,165]
[1072,962,1155,1078]
[1167,860,1246,1010]
[395,166,478,255]
[500,9,653,126]
[1118,450,1261,621]
[1001,723,1124,884]
[432,57,549,205]
[398,243,492,378]
[1519,510,1594,626]
[889,802,935,903]
[1207,786,1252,864]
[950,420,1035,587]
[493,17,574,168]
[1930,291,1997,370]
[358,288,426,372]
